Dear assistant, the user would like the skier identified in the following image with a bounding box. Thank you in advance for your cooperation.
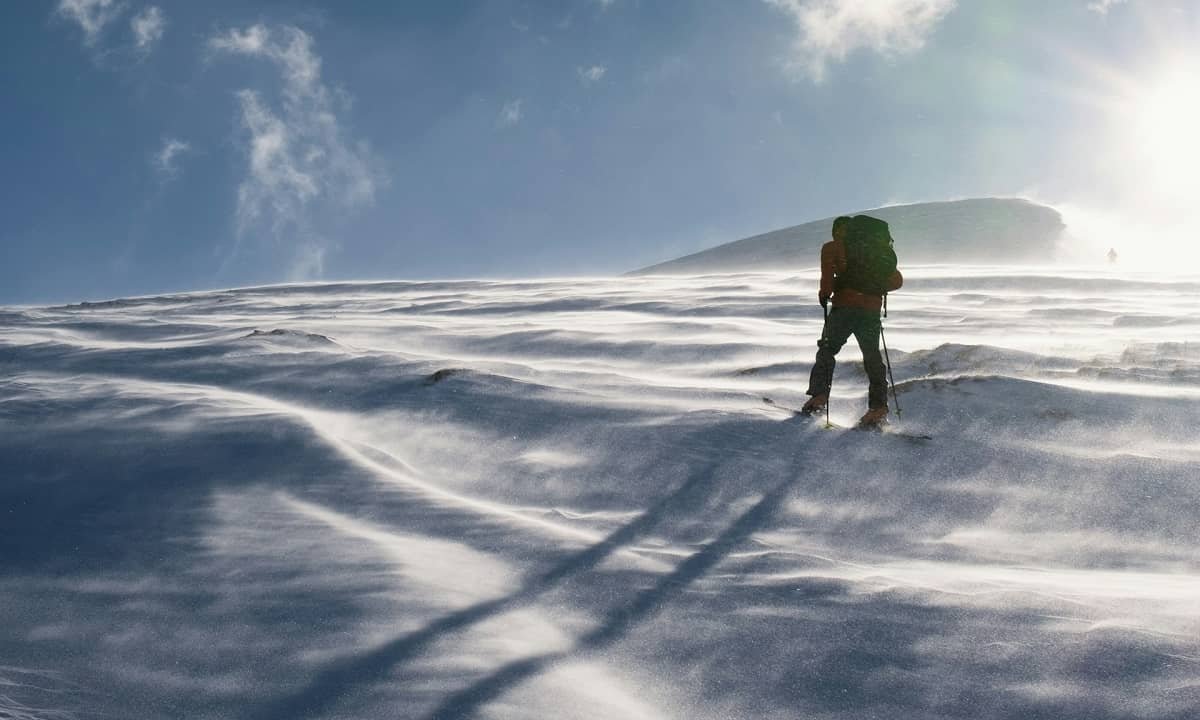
[801,215,904,427]
[1107,247,1118,264]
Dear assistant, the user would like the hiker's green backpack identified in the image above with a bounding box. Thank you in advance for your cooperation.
[837,214,898,296]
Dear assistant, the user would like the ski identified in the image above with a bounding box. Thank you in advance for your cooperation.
[762,396,832,421]
[761,397,932,441]
[758,396,835,424]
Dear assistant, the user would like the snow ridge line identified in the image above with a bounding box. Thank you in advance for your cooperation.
[34,373,660,554]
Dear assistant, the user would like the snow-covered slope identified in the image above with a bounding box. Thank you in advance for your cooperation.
[631,198,1065,274]
[3,267,1200,720]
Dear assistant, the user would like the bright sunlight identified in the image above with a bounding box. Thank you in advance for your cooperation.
[1130,59,1200,204]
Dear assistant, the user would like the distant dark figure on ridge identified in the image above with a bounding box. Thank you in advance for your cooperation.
[1108,247,1118,264]
[801,215,904,427]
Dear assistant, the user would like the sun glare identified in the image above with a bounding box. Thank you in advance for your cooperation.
[1075,54,1200,267]
[1130,60,1200,202]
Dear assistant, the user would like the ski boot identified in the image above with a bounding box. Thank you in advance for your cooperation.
[857,406,889,429]
[800,394,828,416]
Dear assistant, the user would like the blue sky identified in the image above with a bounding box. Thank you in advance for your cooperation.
[3,0,1198,303]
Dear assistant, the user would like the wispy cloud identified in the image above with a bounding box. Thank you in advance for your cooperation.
[154,137,190,177]
[764,0,957,82]
[131,6,164,52]
[577,65,607,85]
[209,24,381,279]
[498,99,524,128]
[1087,0,1126,15]
[56,0,125,46]
[288,241,328,279]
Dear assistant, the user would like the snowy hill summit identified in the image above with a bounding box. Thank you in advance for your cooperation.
[631,197,1064,274]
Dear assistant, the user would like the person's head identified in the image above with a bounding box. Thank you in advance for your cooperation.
[832,216,852,241]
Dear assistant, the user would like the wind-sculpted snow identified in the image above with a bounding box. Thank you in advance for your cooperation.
[2,267,1200,720]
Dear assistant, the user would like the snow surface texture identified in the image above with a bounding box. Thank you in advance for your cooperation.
[2,267,1199,720]
[631,198,1065,274]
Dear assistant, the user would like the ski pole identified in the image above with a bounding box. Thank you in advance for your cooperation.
[880,315,901,422]
[821,302,832,429]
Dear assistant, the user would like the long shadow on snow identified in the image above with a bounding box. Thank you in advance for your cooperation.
[248,452,737,720]
[425,482,794,720]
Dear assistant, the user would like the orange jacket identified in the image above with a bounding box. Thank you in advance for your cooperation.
[819,238,903,312]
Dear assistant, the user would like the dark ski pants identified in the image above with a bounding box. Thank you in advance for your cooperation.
[806,306,888,409]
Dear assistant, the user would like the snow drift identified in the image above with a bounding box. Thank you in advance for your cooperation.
[2,266,1199,720]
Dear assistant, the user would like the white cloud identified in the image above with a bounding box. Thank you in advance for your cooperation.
[154,137,190,176]
[209,24,381,273]
[211,24,269,55]
[498,99,523,127]
[764,0,957,82]
[1087,0,1126,15]
[578,65,607,85]
[57,0,125,45]
[232,90,320,230]
[131,6,165,52]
